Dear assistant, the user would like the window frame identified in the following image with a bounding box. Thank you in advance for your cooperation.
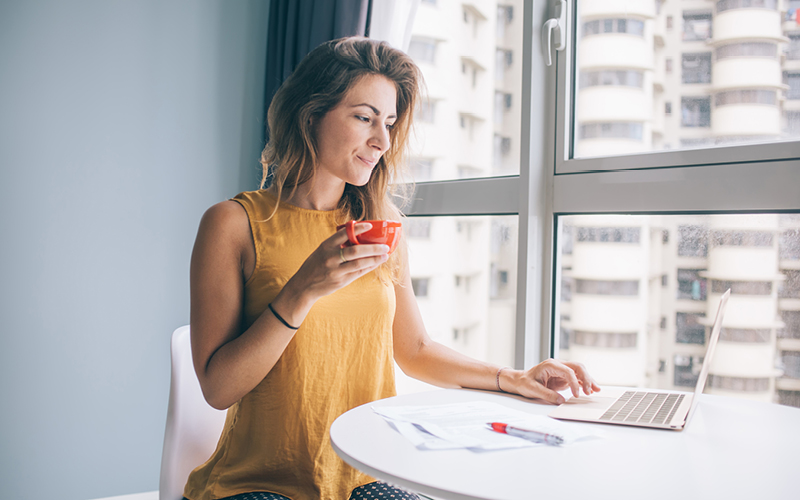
[401,0,800,370]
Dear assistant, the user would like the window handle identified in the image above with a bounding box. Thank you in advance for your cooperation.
[543,0,567,66]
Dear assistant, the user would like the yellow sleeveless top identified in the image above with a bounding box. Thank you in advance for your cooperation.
[184,190,397,500]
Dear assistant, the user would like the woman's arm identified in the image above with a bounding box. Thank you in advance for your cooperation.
[190,202,389,409]
[392,271,599,404]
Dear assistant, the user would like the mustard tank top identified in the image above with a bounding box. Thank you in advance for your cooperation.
[184,190,397,500]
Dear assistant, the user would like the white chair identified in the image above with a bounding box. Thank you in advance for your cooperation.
[159,325,228,500]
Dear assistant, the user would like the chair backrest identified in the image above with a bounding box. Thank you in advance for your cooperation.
[159,325,228,500]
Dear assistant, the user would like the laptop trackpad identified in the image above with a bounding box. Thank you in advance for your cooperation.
[548,395,617,419]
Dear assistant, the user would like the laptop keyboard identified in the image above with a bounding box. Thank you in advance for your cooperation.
[599,391,685,425]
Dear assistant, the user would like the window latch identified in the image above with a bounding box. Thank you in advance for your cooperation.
[543,0,567,66]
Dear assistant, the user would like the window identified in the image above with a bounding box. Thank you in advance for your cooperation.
[682,53,712,84]
[676,312,706,344]
[683,12,712,41]
[411,278,430,297]
[677,269,707,300]
[716,42,777,60]
[681,97,711,127]
[674,354,702,387]
[786,73,800,100]
[665,102,672,116]
[417,99,437,123]
[677,225,708,257]
[788,35,800,61]
[407,37,437,64]
[716,0,778,13]
[580,123,643,140]
[582,19,645,37]
[386,0,800,409]
[579,70,644,89]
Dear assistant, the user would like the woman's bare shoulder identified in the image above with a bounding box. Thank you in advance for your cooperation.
[195,200,252,253]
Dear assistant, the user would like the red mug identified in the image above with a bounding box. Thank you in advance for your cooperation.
[336,220,402,254]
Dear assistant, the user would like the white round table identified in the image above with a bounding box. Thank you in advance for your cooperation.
[330,388,800,500]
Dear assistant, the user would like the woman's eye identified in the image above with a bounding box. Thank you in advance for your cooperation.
[356,115,370,123]
[386,123,395,130]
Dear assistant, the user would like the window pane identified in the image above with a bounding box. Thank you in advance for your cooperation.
[395,215,518,394]
[556,214,800,409]
[406,1,522,181]
[573,1,797,158]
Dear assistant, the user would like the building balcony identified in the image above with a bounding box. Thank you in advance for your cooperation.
[712,58,783,91]
[574,137,650,158]
[712,9,784,45]
[706,292,782,329]
[578,36,653,71]
[709,342,777,378]
[572,243,646,280]
[570,294,643,333]
[579,0,655,20]
[576,87,651,123]
[712,104,781,137]
[566,346,645,387]
[707,247,780,280]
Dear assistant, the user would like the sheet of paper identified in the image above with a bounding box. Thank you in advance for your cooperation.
[372,400,601,451]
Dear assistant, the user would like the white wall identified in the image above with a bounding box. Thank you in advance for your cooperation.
[0,1,269,498]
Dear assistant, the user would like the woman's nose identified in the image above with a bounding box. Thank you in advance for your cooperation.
[370,124,391,151]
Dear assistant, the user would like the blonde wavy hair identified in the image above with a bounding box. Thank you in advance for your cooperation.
[260,36,422,283]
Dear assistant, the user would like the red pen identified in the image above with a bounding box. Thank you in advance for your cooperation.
[488,422,564,446]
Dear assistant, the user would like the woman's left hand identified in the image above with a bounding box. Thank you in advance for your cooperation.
[503,359,600,404]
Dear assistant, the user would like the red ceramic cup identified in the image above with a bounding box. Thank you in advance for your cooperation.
[336,220,402,254]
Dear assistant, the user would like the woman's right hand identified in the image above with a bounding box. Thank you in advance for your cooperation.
[273,222,390,325]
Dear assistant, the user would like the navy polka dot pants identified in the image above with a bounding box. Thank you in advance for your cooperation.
[192,481,422,500]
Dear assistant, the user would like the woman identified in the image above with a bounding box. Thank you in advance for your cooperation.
[185,37,598,500]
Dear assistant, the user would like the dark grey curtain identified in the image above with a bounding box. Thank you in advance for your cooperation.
[263,0,370,135]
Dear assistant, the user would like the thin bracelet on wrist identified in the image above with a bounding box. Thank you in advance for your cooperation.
[496,366,510,392]
[268,303,300,330]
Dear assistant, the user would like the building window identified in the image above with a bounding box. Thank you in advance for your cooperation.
[677,269,707,300]
[407,37,437,64]
[779,270,800,298]
[573,331,637,348]
[683,12,712,41]
[708,375,770,392]
[677,312,706,344]
[666,15,673,30]
[580,122,643,140]
[715,89,777,106]
[681,97,711,128]
[665,102,672,116]
[417,99,436,123]
[496,5,513,38]
[716,42,777,60]
[786,73,800,100]
[582,18,645,37]
[677,225,708,257]
[782,351,800,378]
[719,328,770,343]
[411,277,430,297]
[711,280,772,295]
[576,226,641,243]
[716,0,778,14]
[579,70,644,88]
[674,354,701,387]
[780,228,800,259]
[788,35,800,60]
[712,230,773,247]
[779,311,800,340]
[682,53,712,84]
[575,279,639,296]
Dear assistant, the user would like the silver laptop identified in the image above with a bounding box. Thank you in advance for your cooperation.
[549,289,730,431]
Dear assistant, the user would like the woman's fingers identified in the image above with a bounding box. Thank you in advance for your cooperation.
[563,360,600,395]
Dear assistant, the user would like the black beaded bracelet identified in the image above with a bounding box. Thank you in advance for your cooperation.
[268,303,300,330]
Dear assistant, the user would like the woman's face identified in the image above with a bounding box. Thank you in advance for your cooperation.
[312,74,397,188]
